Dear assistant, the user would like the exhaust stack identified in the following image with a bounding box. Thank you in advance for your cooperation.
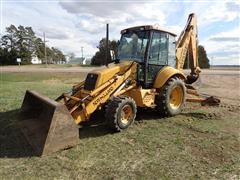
[106,23,109,67]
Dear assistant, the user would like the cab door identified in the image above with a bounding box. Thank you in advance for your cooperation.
[145,31,169,87]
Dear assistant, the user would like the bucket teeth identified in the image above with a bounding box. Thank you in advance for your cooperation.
[19,90,79,156]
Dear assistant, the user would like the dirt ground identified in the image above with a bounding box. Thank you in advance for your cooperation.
[196,69,240,105]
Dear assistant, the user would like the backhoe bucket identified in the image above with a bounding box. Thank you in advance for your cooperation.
[19,90,79,156]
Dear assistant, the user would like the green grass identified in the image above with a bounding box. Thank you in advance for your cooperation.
[0,72,239,179]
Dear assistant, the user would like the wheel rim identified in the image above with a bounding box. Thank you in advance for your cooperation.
[169,86,183,110]
[120,104,133,125]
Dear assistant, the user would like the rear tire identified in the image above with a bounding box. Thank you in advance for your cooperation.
[156,77,186,116]
[105,96,137,132]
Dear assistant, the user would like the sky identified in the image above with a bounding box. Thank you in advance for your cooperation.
[0,0,239,65]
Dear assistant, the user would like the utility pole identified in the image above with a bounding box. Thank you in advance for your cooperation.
[10,33,13,50]
[81,46,84,64]
[211,56,214,69]
[43,32,48,65]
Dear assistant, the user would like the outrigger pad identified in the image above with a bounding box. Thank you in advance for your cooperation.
[201,96,220,106]
[186,74,199,84]
[19,90,79,156]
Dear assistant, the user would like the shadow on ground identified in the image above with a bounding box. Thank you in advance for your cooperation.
[79,108,165,137]
[79,108,168,139]
[0,107,203,158]
[0,109,114,158]
[181,112,207,119]
[0,109,34,158]
[79,110,113,139]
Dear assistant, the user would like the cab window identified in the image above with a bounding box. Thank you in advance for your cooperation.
[149,31,168,65]
[118,31,149,62]
[168,35,176,67]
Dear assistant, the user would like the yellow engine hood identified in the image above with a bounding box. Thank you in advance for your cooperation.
[89,61,136,89]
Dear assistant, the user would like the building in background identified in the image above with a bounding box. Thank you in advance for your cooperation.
[82,57,92,65]
[68,56,92,65]
[31,54,42,64]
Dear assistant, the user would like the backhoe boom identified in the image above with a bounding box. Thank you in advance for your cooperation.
[176,13,200,76]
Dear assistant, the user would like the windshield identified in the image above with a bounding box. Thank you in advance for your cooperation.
[117,31,149,62]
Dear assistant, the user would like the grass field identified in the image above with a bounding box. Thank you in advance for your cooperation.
[0,71,239,179]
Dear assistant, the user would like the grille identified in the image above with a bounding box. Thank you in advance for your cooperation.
[84,73,98,91]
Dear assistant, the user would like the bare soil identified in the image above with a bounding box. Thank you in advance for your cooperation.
[199,69,240,105]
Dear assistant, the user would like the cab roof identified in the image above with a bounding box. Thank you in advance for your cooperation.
[121,25,177,37]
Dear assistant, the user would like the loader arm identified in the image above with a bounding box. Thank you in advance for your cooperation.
[59,62,137,124]
[176,13,200,79]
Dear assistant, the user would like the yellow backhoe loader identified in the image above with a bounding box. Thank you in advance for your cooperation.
[19,13,220,156]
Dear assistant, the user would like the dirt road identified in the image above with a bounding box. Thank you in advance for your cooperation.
[0,65,98,73]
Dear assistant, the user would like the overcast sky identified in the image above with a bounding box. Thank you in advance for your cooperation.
[1,0,239,65]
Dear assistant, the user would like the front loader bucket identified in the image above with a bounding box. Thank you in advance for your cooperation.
[19,90,79,156]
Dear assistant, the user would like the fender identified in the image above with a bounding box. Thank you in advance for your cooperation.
[153,66,186,89]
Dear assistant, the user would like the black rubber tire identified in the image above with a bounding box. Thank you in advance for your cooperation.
[156,77,186,117]
[105,96,137,132]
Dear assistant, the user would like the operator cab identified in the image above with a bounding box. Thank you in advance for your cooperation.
[117,25,176,88]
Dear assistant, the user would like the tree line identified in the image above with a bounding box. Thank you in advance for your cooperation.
[91,38,210,68]
[183,45,210,69]
[0,25,66,65]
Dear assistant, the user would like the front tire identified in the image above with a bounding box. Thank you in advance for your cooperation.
[156,77,186,116]
[105,96,137,132]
